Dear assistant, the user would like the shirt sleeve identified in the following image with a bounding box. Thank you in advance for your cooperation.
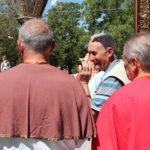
[91,76,123,111]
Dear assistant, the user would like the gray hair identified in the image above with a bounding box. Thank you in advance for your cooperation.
[19,18,53,52]
[90,32,106,41]
[91,33,117,51]
[123,33,150,72]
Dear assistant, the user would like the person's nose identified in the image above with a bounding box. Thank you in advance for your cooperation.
[88,54,95,61]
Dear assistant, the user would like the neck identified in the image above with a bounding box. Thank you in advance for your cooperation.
[110,55,116,63]
[135,72,150,80]
[134,68,150,80]
[22,50,48,64]
[104,59,116,71]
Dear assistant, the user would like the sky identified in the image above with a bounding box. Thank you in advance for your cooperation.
[43,0,83,14]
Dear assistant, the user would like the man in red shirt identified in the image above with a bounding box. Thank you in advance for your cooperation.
[93,33,150,150]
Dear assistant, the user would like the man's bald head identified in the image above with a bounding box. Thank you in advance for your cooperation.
[18,18,53,52]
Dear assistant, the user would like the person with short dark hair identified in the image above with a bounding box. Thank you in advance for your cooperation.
[0,18,96,150]
[93,33,150,150]
[79,33,130,121]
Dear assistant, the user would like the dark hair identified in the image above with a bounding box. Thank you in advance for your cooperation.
[92,34,116,51]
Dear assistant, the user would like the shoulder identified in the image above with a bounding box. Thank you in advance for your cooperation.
[102,59,130,85]
[98,76,123,92]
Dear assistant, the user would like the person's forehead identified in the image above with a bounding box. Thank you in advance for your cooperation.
[88,41,105,51]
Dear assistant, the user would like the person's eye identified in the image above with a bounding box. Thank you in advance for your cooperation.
[91,52,96,56]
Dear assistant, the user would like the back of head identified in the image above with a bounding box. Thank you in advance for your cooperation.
[91,33,117,52]
[19,18,53,53]
[123,33,150,72]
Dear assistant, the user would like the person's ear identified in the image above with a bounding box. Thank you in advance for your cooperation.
[130,57,139,75]
[17,40,24,54]
[130,57,138,67]
[106,47,113,57]
[49,41,55,54]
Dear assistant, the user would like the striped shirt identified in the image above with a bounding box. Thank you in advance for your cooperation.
[91,60,124,111]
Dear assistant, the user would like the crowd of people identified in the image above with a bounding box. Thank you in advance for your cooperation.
[0,18,150,150]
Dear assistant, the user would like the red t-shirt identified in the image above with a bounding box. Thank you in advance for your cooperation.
[93,77,150,150]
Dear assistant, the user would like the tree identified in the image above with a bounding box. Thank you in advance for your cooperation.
[82,0,134,57]
[0,13,19,66]
[48,2,89,73]
[0,0,20,66]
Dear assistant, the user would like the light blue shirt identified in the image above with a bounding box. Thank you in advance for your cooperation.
[88,71,105,99]
[91,60,124,111]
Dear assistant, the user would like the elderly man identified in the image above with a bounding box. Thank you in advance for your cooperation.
[79,34,129,121]
[0,18,96,150]
[93,33,150,150]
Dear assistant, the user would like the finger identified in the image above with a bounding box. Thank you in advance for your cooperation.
[81,61,88,73]
[89,61,95,76]
[87,61,94,74]
[78,65,82,73]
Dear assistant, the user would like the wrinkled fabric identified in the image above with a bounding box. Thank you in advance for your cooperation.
[93,77,150,150]
[0,64,96,141]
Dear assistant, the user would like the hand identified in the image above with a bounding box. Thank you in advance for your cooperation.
[78,60,94,83]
